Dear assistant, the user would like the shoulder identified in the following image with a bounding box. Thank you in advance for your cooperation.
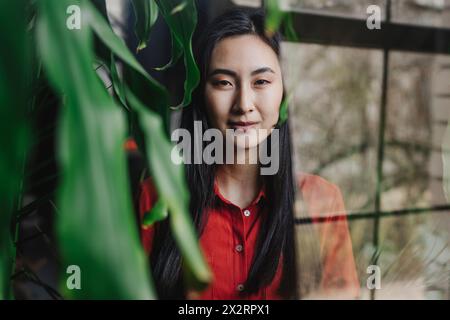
[295,172,344,218]
[296,173,359,297]
[296,172,341,201]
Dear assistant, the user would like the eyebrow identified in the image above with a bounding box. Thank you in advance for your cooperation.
[208,67,275,78]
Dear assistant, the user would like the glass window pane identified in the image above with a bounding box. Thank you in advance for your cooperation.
[284,42,383,214]
[285,0,387,19]
[392,0,450,28]
[382,52,450,212]
[375,211,450,299]
[231,0,387,20]
[293,218,374,299]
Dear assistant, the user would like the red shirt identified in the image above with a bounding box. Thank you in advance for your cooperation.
[139,173,359,299]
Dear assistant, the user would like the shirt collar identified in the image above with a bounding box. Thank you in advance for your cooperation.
[213,178,266,209]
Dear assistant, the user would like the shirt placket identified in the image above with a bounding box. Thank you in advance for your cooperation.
[231,203,258,297]
[230,204,246,296]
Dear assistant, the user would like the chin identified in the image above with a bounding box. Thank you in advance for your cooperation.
[235,138,260,150]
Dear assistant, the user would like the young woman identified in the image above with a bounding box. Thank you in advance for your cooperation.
[139,8,359,300]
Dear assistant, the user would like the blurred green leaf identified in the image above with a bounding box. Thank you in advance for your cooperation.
[36,0,154,299]
[132,0,159,52]
[109,54,128,110]
[264,1,299,42]
[278,93,292,126]
[155,0,200,109]
[125,89,212,289]
[265,0,285,37]
[87,0,167,106]
[154,32,183,72]
[283,12,299,42]
[87,0,170,131]
[0,0,30,300]
[142,200,168,226]
[110,49,211,288]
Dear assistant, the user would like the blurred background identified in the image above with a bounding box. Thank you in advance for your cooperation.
[13,0,450,299]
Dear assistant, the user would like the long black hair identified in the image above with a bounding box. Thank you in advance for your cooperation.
[149,7,299,300]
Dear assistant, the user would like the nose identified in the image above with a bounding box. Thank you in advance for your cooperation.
[233,84,255,114]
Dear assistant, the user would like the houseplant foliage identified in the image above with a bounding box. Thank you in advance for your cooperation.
[0,0,290,300]
[1,0,210,300]
[0,0,31,300]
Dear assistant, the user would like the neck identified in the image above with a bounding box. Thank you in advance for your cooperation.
[216,161,262,209]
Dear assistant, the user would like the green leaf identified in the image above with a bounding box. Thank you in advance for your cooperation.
[283,12,299,42]
[112,51,211,288]
[0,0,30,300]
[109,54,128,110]
[265,2,299,42]
[125,89,212,289]
[86,0,170,131]
[153,32,183,71]
[265,0,285,37]
[142,199,168,226]
[36,0,154,299]
[278,93,292,126]
[132,0,159,52]
[86,0,167,105]
[155,0,200,109]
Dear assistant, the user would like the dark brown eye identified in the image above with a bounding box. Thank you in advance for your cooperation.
[213,80,232,87]
[254,79,270,86]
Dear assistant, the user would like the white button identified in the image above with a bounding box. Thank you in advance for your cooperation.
[243,209,251,217]
[235,244,243,252]
[236,284,245,292]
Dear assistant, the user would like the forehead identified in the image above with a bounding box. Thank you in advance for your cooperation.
[209,34,280,72]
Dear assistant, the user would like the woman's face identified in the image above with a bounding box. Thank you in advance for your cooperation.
[204,34,284,149]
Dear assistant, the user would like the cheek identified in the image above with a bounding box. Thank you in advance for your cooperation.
[205,90,231,129]
[258,86,283,124]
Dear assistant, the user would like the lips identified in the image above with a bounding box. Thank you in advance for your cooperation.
[228,121,258,127]
[228,120,259,132]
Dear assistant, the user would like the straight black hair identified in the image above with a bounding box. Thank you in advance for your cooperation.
[149,7,299,299]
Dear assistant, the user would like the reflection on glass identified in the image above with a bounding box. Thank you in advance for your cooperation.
[293,214,376,299]
[284,45,450,300]
[377,212,450,299]
[283,42,383,214]
[294,176,362,299]
[232,0,387,19]
[382,52,450,212]
[286,0,386,19]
